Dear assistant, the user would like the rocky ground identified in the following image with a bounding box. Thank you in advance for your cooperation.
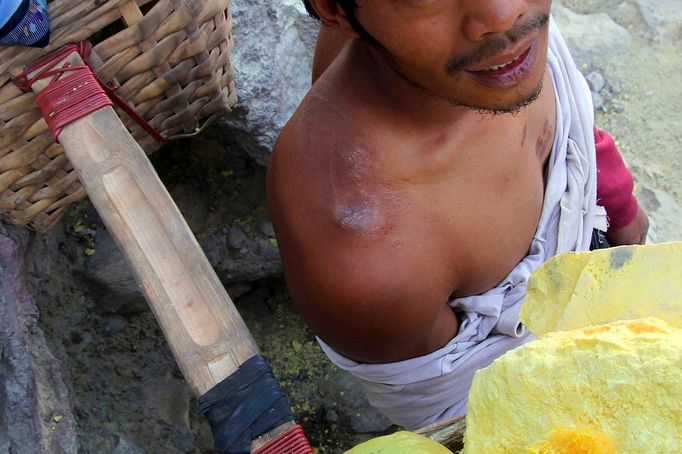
[555,0,682,243]
[1,1,680,453]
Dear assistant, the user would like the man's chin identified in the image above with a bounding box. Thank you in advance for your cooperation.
[458,80,545,116]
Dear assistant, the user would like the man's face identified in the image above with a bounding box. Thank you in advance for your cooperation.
[354,0,553,113]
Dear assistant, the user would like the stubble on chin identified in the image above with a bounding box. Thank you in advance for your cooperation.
[471,78,545,117]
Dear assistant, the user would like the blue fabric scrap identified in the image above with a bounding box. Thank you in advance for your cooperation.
[0,0,49,48]
[198,355,295,454]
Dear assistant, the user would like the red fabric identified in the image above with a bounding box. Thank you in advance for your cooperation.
[252,424,313,454]
[14,41,165,145]
[594,127,639,230]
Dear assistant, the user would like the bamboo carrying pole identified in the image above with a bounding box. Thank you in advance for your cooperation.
[28,49,297,452]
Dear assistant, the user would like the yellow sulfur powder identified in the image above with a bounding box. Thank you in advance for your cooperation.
[527,427,615,453]
[522,243,682,336]
[462,318,682,453]
[345,431,453,453]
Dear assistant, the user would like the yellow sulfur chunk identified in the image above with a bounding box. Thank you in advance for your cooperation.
[345,431,454,454]
[462,318,682,453]
[522,242,682,336]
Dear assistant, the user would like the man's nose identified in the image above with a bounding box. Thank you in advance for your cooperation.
[461,0,530,41]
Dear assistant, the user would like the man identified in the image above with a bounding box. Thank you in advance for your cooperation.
[267,0,649,429]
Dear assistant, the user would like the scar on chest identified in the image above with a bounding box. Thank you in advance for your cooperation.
[536,119,554,158]
[335,194,392,237]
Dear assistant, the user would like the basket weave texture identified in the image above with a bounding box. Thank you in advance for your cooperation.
[416,416,466,453]
[0,0,237,232]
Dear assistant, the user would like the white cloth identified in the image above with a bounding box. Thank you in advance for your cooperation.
[318,18,601,430]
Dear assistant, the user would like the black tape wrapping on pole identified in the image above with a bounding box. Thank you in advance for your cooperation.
[198,354,295,454]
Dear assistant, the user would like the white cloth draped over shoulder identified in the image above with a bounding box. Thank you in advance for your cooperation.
[317,17,603,430]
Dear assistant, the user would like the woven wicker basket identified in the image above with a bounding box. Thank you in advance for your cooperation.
[416,416,466,453]
[0,0,237,232]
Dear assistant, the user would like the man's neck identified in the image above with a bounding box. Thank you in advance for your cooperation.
[347,40,477,131]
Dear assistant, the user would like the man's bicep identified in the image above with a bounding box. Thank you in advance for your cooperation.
[283,241,459,364]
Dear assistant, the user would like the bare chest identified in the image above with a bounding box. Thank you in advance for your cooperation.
[386,104,557,296]
[319,76,558,297]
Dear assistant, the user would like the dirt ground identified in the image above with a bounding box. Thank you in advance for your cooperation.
[564,0,682,241]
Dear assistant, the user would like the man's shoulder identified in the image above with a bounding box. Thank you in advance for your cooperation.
[268,95,396,248]
[269,83,391,207]
[268,86,381,241]
[281,78,383,142]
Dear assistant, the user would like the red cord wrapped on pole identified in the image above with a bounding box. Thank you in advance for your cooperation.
[253,425,312,454]
[14,41,165,145]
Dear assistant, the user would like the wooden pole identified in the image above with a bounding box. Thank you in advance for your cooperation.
[29,50,293,451]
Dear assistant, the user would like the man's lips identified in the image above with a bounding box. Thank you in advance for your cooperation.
[462,40,539,89]
[465,36,535,74]
[468,46,532,76]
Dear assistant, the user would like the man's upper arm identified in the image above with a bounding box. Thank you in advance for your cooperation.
[268,113,459,364]
[275,221,459,363]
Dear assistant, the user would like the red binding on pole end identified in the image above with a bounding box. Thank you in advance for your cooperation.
[252,424,314,454]
[13,41,166,145]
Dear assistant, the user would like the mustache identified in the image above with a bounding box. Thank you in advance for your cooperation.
[446,13,550,74]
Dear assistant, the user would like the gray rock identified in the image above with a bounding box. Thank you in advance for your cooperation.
[225,0,319,166]
[74,225,148,316]
[201,219,282,283]
[636,185,682,244]
[0,434,9,453]
[70,198,282,317]
[228,225,249,250]
[0,223,78,453]
[259,221,276,238]
[612,1,647,30]
[142,375,192,430]
[631,0,682,33]
[334,372,393,434]
[112,435,145,454]
[325,409,340,423]
[611,102,625,113]
[553,4,632,67]
[585,71,606,93]
[104,315,129,335]
[591,91,605,111]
